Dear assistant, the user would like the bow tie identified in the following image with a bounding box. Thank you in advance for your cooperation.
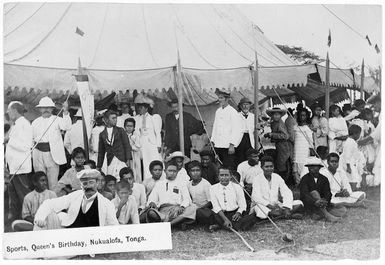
[243,113,248,119]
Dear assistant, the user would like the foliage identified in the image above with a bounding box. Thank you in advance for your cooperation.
[276,44,322,65]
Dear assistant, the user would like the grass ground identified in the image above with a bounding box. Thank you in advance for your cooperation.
[74,186,380,260]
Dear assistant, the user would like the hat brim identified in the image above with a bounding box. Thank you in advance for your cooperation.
[305,164,324,167]
[36,105,56,108]
[165,155,190,163]
[266,109,286,117]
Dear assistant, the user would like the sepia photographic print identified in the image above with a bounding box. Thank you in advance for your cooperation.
[1,0,382,261]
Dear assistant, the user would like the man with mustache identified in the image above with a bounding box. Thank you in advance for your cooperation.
[31,97,72,190]
[34,169,118,230]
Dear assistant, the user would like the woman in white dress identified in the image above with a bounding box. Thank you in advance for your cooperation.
[134,95,162,180]
[328,105,348,154]
[293,107,314,184]
[124,117,142,183]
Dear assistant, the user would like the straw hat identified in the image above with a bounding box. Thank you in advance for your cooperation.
[165,151,190,163]
[266,107,286,117]
[304,157,324,167]
[36,97,56,108]
[134,94,155,107]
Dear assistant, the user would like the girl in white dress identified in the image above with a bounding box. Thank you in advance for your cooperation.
[293,108,314,184]
[124,118,142,183]
[328,105,348,154]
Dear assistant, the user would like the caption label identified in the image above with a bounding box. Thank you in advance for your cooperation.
[3,223,172,259]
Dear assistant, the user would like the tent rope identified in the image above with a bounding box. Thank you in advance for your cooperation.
[4,3,46,38]
[8,88,73,182]
[170,4,221,69]
[142,5,160,68]
[7,3,73,62]
[4,2,19,15]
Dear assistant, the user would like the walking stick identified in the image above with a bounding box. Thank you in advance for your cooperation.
[229,227,255,252]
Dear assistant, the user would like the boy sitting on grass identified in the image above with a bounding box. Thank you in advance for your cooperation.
[145,161,197,229]
[112,180,139,224]
[12,172,57,231]
[105,175,117,198]
[143,160,164,198]
[119,167,146,214]
[54,147,87,196]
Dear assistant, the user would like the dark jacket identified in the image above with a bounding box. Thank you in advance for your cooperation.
[299,172,332,212]
[164,111,204,153]
[97,126,132,168]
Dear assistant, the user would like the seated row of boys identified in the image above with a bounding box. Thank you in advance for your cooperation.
[12,146,366,232]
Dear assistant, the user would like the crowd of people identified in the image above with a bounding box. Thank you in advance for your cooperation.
[4,88,381,233]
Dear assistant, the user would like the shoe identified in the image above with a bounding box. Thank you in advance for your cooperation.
[290,213,303,220]
[208,224,221,233]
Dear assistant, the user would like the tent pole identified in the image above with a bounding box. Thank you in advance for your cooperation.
[253,52,259,150]
[360,58,365,100]
[325,52,330,118]
[77,57,89,160]
[176,52,185,155]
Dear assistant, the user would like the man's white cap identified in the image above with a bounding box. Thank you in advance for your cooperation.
[36,97,56,108]
[304,157,324,167]
[77,169,101,180]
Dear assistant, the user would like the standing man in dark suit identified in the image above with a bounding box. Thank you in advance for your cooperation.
[164,99,204,158]
[97,110,132,180]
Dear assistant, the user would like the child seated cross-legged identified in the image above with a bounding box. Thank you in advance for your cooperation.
[111,180,139,224]
[119,167,146,215]
[145,161,197,229]
[97,172,114,200]
[12,172,57,231]
[54,147,87,197]
[320,152,366,208]
[209,166,258,232]
[187,161,217,227]
[143,160,165,198]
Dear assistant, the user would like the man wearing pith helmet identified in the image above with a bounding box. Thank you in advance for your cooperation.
[34,169,118,230]
[32,96,72,190]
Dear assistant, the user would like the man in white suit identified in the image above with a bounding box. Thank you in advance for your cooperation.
[34,169,118,230]
[235,97,256,165]
[134,95,162,180]
[32,97,72,190]
[64,108,84,154]
[6,101,33,221]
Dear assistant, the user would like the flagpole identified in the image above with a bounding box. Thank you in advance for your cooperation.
[176,52,185,155]
[360,58,365,100]
[77,58,90,160]
[253,52,259,150]
[325,52,330,118]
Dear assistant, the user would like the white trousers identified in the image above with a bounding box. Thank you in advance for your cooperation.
[32,149,60,190]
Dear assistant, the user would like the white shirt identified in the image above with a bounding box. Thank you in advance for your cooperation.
[111,195,139,224]
[132,183,146,210]
[187,178,211,208]
[176,168,190,186]
[81,192,98,213]
[6,116,33,174]
[210,182,246,214]
[106,127,113,142]
[32,114,71,143]
[237,160,263,187]
[64,120,84,153]
[117,113,132,128]
[175,114,179,120]
[341,138,360,165]
[251,173,293,210]
[211,105,242,148]
[90,125,105,153]
[320,167,352,196]
[147,179,191,208]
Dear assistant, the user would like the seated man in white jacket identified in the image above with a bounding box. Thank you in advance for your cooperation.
[251,156,303,219]
[33,169,119,230]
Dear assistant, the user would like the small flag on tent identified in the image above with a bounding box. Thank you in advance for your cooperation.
[327,29,331,47]
[375,44,381,54]
[365,35,372,46]
[75,27,84,36]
